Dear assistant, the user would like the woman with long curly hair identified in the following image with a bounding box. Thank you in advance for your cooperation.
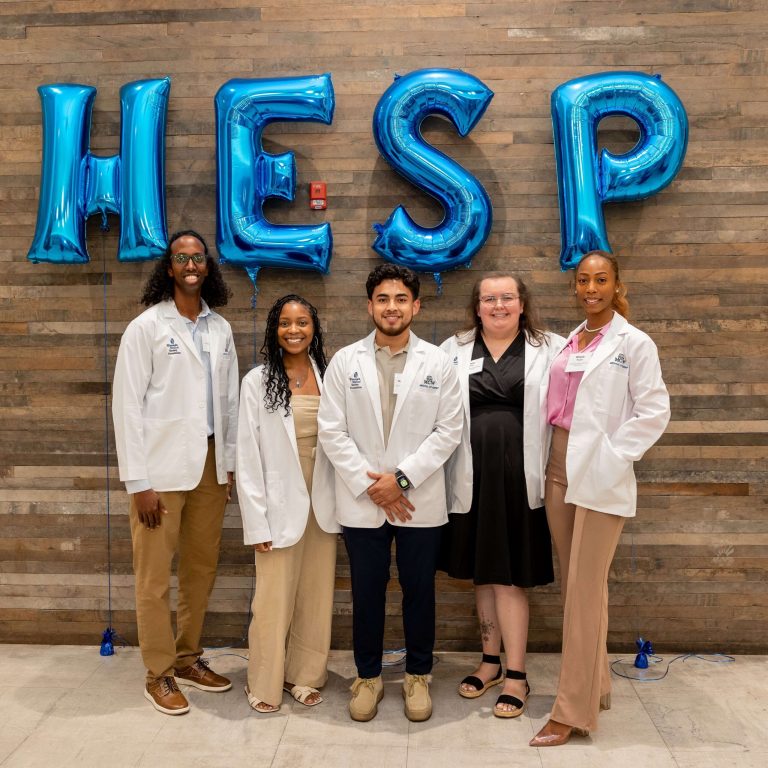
[530,251,670,746]
[236,294,340,713]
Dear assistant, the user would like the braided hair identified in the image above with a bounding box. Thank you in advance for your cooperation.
[261,294,328,414]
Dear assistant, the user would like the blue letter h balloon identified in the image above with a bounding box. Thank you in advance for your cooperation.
[27,79,170,264]
[551,72,688,271]
[215,74,335,290]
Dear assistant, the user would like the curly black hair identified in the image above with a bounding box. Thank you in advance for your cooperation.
[365,263,420,299]
[140,229,233,308]
[261,294,328,415]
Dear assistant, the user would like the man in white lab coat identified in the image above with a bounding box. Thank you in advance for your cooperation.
[112,231,239,715]
[318,264,464,723]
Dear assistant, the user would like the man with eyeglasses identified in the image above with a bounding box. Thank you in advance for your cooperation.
[113,230,239,715]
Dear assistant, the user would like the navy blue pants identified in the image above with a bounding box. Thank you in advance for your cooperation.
[343,522,443,678]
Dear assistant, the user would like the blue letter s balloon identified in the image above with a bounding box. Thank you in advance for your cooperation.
[372,69,493,274]
[551,72,688,270]
[27,79,170,264]
[215,74,335,289]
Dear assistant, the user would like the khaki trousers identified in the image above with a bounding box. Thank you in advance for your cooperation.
[247,510,337,706]
[545,426,625,732]
[129,439,227,681]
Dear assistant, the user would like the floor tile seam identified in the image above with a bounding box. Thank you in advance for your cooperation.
[631,678,680,763]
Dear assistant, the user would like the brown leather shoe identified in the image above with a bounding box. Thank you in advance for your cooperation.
[174,657,232,692]
[145,676,190,715]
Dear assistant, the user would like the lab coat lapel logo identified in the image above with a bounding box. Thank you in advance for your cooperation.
[390,341,422,431]
[169,318,203,364]
[583,330,623,379]
[357,341,385,443]
[166,337,181,356]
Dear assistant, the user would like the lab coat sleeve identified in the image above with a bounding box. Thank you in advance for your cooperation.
[112,319,154,485]
[235,373,271,545]
[224,328,239,472]
[317,353,374,499]
[610,334,671,462]
[398,352,464,488]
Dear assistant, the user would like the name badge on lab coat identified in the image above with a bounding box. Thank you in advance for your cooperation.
[468,358,484,374]
[565,352,592,373]
[393,372,404,395]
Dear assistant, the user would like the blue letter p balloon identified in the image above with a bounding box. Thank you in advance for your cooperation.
[551,72,688,270]
[372,69,494,274]
[215,74,335,290]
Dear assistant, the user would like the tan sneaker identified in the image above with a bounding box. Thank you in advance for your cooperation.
[403,672,432,722]
[349,676,384,722]
[145,676,190,715]
[174,657,232,692]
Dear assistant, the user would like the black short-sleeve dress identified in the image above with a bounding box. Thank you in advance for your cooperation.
[439,333,554,587]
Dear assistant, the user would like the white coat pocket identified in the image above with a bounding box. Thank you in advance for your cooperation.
[590,435,632,507]
[265,471,285,508]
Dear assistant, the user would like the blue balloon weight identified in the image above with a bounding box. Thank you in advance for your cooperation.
[215,74,335,290]
[551,72,688,271]
[372,69,494,273]
[27,79,170,264]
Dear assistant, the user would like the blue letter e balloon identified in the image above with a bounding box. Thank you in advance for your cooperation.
[372,69,494,274]
[215,74,335,290]
[27,79,170,264]
[551,72,688,271]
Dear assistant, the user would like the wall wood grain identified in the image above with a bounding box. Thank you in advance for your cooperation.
[1,0,766,653]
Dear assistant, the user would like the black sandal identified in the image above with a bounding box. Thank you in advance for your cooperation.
[458,653,504,699]
[494,669,530,718]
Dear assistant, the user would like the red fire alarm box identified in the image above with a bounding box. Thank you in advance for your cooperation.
[309,181,327,210]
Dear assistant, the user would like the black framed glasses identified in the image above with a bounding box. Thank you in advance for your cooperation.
[172,253,206,264]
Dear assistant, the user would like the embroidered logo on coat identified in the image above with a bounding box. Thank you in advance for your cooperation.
[167,337,181,355]
[349,371,363,390]
[419,374,439,390]
[610,353,629,369]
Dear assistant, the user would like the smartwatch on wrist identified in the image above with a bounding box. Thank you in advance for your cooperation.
[394,469,411,491]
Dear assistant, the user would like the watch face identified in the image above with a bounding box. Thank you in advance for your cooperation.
[398,477,408,488]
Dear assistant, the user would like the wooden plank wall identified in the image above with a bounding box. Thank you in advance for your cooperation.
[0,1,766,654]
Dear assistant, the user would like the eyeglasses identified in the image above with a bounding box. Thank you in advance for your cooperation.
[172,253,206,264]
[479,294,519,306]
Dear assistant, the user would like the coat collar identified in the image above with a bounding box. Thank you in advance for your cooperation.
[357,329,424,443]
[567,312,629,379]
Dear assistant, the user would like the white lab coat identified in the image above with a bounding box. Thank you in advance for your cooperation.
[442,328,566,511]
[236,360,341,547]
[317,330,465,528]
[552,313,671,517]
[112,299,239,492]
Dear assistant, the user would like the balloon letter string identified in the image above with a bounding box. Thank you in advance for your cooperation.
[551,71,688,270]
[99,234,114,656]
[28,79,170,265]
[372,69,493,279]
[215,75,335,292]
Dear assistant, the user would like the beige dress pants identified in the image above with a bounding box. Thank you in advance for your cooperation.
[129,438,228,681]
[545,426,625,732]
[247,396,338,706]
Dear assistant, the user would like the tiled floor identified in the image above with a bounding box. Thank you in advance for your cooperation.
[0,645,764,767]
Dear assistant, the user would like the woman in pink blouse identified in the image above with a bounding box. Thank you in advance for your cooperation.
[530,251,670,747]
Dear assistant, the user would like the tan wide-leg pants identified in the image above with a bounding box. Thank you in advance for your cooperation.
[545,426,625,733]
[129,439,228,682]
[246,421,337,707]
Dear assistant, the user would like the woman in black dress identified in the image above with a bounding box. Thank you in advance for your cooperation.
[441,273,564,718]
